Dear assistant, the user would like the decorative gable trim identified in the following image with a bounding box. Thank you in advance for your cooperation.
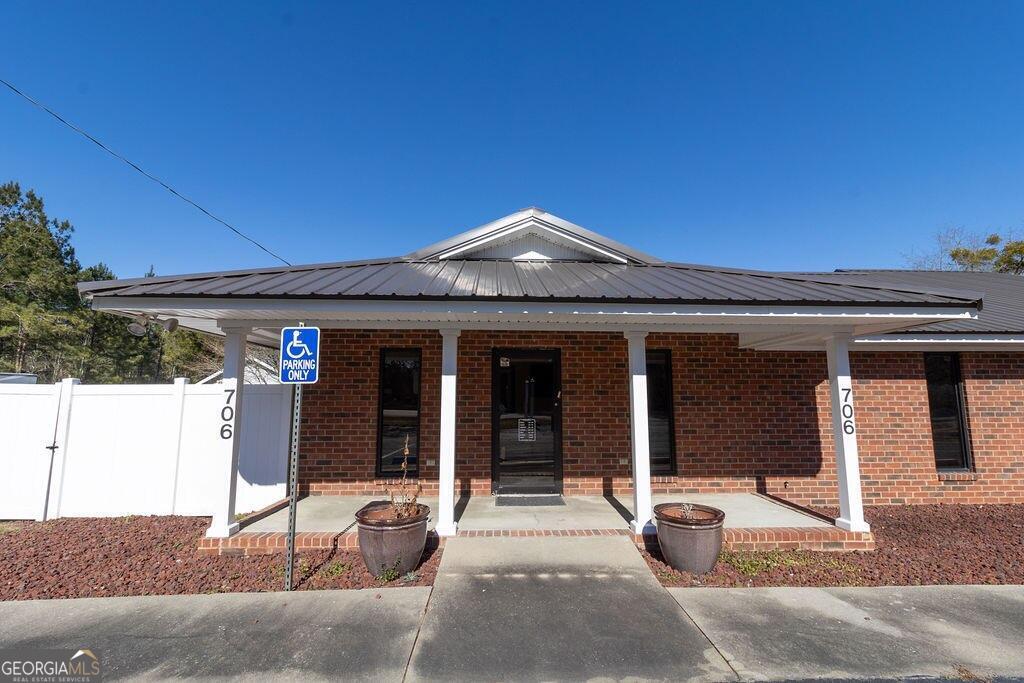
[407,208,661,264]
[437,219,627,262]
[468,232,592,260]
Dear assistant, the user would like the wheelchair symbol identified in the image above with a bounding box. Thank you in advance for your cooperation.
[284,330,313,359]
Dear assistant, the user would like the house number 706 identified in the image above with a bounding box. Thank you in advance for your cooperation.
[220,388,235,439]
[840,387,855,435]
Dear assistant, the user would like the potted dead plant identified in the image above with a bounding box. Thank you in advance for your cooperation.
[355,436,430,578]
[653,502,725,574]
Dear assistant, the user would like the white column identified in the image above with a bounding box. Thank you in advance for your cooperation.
[206,327,249,538]
[436,329,460,536]
[625,331,654,535]
[825,334,870,532]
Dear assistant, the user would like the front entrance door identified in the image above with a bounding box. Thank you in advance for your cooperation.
[491,349,562,494]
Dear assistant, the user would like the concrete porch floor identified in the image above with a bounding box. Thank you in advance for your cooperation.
[243,493,832,534]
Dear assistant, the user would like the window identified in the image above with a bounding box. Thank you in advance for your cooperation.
[377,349,421,477]
[924,352,972,470]
[646,350,676,475]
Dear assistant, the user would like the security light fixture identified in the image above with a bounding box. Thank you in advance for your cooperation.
[126,315,179,336]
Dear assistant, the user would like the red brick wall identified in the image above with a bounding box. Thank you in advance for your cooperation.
[299,330,441,495]
[297,329,1024,505]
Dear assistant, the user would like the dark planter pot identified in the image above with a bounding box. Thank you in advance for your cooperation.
[654,503,725,575]
[355,502,430,578]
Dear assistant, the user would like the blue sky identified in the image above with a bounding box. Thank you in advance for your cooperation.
[3,2,1022,278]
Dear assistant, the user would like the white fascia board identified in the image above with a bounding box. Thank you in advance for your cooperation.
[851,334,1024,351]
[436,218,629,263]
[92,296,976,329]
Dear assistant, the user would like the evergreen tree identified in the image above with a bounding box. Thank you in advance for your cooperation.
[1,180,229,383]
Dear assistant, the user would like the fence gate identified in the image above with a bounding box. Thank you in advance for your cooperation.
[0,383,64,520]
[0,380,291,521]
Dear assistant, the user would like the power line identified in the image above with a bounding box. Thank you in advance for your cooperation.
[1,77,291,266]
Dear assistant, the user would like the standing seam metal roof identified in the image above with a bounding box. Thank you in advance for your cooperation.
[800,270,1023,333]
[78,258,982,307]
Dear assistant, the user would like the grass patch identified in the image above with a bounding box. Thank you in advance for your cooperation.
[719,550,859,578]
[719,551,811,577]
[322,560,352,578]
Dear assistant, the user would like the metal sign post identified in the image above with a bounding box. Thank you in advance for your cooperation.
[284,383,302,591]
[278,325,319,591]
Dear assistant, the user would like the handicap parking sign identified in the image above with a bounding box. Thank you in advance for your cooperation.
[279,326,320,384]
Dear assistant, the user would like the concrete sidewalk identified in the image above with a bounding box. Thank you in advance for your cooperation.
[672,585,1024,681]
[2,561,1024,681]
[406,536,735,682]
[0,589,430,681]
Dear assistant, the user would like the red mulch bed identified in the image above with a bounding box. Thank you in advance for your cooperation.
[0,516,441,601]
[643,504,1024,588]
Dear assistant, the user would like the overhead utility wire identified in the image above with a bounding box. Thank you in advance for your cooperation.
[0,77,291,266]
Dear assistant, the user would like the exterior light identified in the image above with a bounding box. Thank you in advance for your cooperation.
[126,315,179,336]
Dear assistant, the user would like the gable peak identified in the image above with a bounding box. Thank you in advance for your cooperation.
[406,209,661,264]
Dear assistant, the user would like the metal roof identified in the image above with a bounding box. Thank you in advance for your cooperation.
[807,270,1024,333]
[79,258,982,308]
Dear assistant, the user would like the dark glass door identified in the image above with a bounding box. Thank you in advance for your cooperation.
[491,349,562,494]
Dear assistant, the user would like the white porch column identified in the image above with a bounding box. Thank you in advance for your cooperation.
[625,331,654,535]
[436,329,460,537]
[206,326,249,538]
[825,334,870,532]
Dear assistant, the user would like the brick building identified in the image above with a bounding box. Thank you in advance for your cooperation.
[81,209,1023,546]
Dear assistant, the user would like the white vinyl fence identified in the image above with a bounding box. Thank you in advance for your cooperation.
[0,379,292,521]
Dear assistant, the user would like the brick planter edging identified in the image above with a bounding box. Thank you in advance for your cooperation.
[198,526,874,555]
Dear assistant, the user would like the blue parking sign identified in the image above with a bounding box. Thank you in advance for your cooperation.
[279,326,320,384]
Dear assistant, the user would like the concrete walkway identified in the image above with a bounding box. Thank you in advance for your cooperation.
[406,536,735,682]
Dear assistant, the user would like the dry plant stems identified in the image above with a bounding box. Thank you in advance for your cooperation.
[678,503,695,520]
[387,435,422,519]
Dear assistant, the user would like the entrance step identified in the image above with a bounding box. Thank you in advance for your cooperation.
[494,495,565,507]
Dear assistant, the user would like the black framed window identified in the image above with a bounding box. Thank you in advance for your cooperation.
[924,352,972,471]
[647,350,676,475]
[377,348,421,477]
